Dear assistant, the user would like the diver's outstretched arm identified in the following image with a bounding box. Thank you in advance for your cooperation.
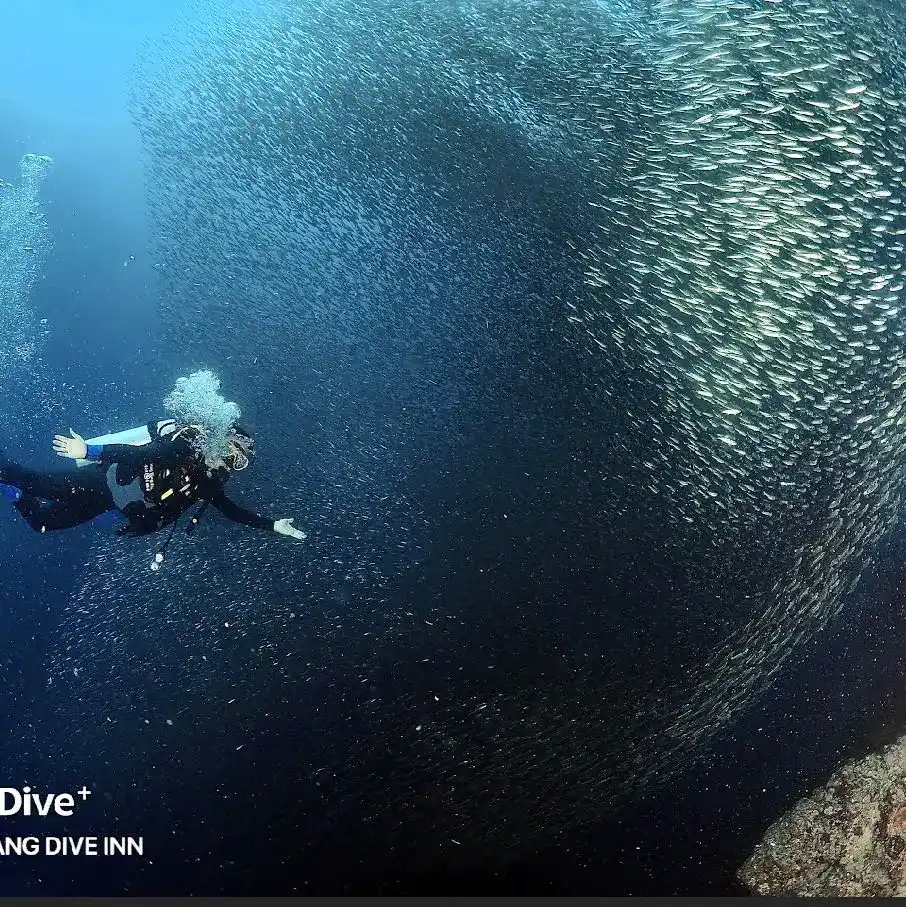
[208,488,271,528]
[209,489,306,540]
[53,429,187,468]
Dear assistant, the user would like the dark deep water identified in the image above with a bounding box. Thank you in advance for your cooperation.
[4,0,906,896]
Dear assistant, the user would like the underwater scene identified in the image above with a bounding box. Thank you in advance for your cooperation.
[5,0,906,895]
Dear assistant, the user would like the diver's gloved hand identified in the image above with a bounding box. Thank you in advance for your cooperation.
[273,518,307,540]
[52,429,87,460]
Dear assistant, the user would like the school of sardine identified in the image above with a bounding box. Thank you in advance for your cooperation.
[68,0,906,842]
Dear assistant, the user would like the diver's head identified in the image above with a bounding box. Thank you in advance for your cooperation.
[224,424,255,471]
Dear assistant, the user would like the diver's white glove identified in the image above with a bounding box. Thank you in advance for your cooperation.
[53,429,87,460]
[273,518,307,540]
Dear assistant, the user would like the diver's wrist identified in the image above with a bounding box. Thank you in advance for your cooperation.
[84,443,103,460]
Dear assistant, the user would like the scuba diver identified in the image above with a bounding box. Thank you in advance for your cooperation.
[0,418,307,566]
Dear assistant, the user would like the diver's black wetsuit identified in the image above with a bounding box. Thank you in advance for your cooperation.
[0,421,273,535]
[1,463,114,531]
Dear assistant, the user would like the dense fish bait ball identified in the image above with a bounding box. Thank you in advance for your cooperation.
[575,0,906,796]
[51,0,906,849]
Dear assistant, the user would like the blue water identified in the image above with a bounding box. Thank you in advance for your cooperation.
[5,0,906,897]
[0,2,180,895]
